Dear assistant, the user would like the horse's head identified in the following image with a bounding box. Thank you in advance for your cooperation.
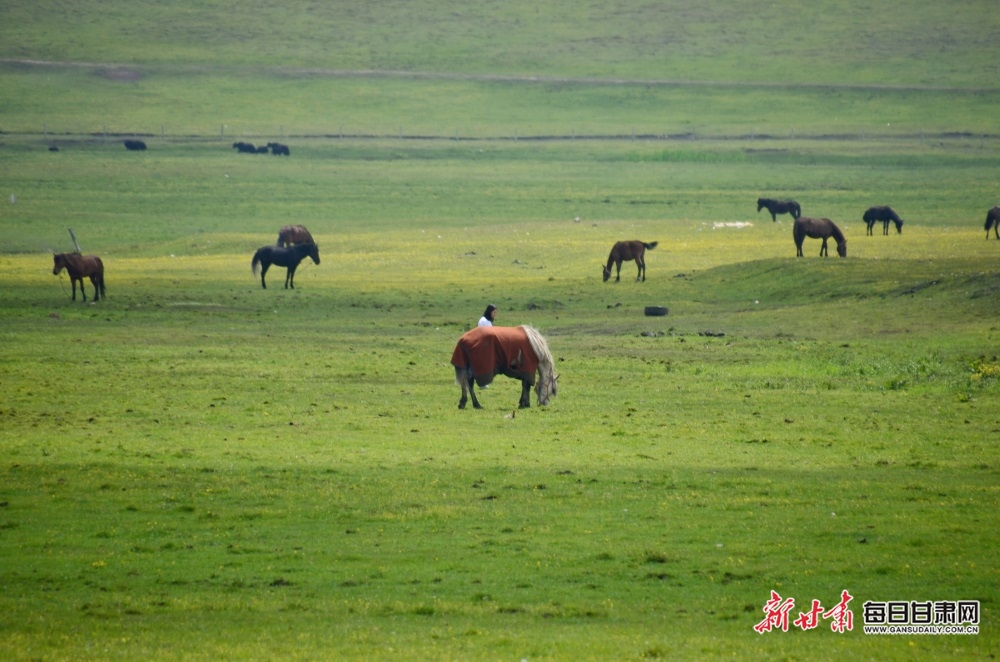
[756,198,765,212]
[602,264,611,282]
[895,219,904,234]
[536,372,559,405]
[837,240,848,258]
[52,253,65,275]
[307,244,320,265]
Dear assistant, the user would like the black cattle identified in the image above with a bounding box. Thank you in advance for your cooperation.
[124,139,147,151]
[232,141,257,154]
[267,142,291,156]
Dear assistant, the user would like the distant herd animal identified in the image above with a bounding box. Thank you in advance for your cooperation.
[986,206,1000,240]
[123,139,146,151]
[757,198,801,222]
[251,241,320,289]
[232,141,290,156]
[793,217,847,257]
[52,252,106,302]
[603,240,658,282]
[863,205,904,235]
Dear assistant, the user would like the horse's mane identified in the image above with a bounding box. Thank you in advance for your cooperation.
[522,325,557,403]
[829,220,847,244]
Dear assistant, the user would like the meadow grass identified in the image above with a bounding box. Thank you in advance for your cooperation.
[2,0,998,87]
[2,0,999,658]
[2,201,998,659]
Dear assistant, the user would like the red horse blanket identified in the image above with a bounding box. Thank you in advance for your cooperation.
[451,326,539,387]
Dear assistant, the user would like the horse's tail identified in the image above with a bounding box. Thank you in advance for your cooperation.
[96,258,106,298]
[986,211,996,231]
[251,250,261,276]
[276,231,286,247]
[643,241,658,250]
[791,202,801,218]
[452,339,472,385]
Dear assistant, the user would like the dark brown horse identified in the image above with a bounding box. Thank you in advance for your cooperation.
[757,198,801,222]
[452,325,558,410]
[251,242,320,289]
[603,240,658,282]
[985,206,1000,240]
[793,217,847,257]
[863,206,904,235]
[276,224,315,247]
[52,252,106,301]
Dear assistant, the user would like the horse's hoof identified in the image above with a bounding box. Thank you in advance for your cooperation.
[458,403,466,410]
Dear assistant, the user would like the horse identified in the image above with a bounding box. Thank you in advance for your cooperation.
[52,252,106,302]
[603,240,658,282]
[276,224,314,247]
[757,198,802,222]
[793,217,847,257]
[985,206,1000,240]
[251,242,320,289]
[451,325,558,410]
[863,205,904,235]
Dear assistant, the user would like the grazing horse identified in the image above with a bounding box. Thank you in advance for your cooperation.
[452,325,558,410]
[251,242,320,289]
[603,240,658,282]
[793,217,847,257]
[757,198,802,222]
[985,206,1000,240]
[863,205,904,235]
[52,252,106,302]
[276,224,314,247]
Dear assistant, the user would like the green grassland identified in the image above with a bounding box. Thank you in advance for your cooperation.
[2,0,1000,659]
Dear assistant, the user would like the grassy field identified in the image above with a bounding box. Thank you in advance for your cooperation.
[2,0,999,659]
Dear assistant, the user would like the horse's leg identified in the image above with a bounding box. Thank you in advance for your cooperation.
[260,264,269,289]
[820,238,828,257]
[636,256,645,282]
[285,266,295,289]
[615,260,622,282]
[468,377,482,409]
[458,373,469,409]
[89,276,100,302]
[771,211,777,222]
[518,379,531,408]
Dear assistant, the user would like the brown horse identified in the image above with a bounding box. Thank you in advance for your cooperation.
[452,325,558,410]
[985,206,1000,240]
[793,217,847,257]
[603,240,658,282]
[276,224,314,247]
[757,198,801,222]
[251,242,320,289]
[52,252,106,301]
[863,205,904,235]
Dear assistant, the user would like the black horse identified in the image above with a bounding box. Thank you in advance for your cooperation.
[757,198,802,222]
[863,205,904,235]
[985,206,1000,240]
[251,243,320,289]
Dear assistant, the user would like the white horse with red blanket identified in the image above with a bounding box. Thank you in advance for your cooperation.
[451,325,558,409]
